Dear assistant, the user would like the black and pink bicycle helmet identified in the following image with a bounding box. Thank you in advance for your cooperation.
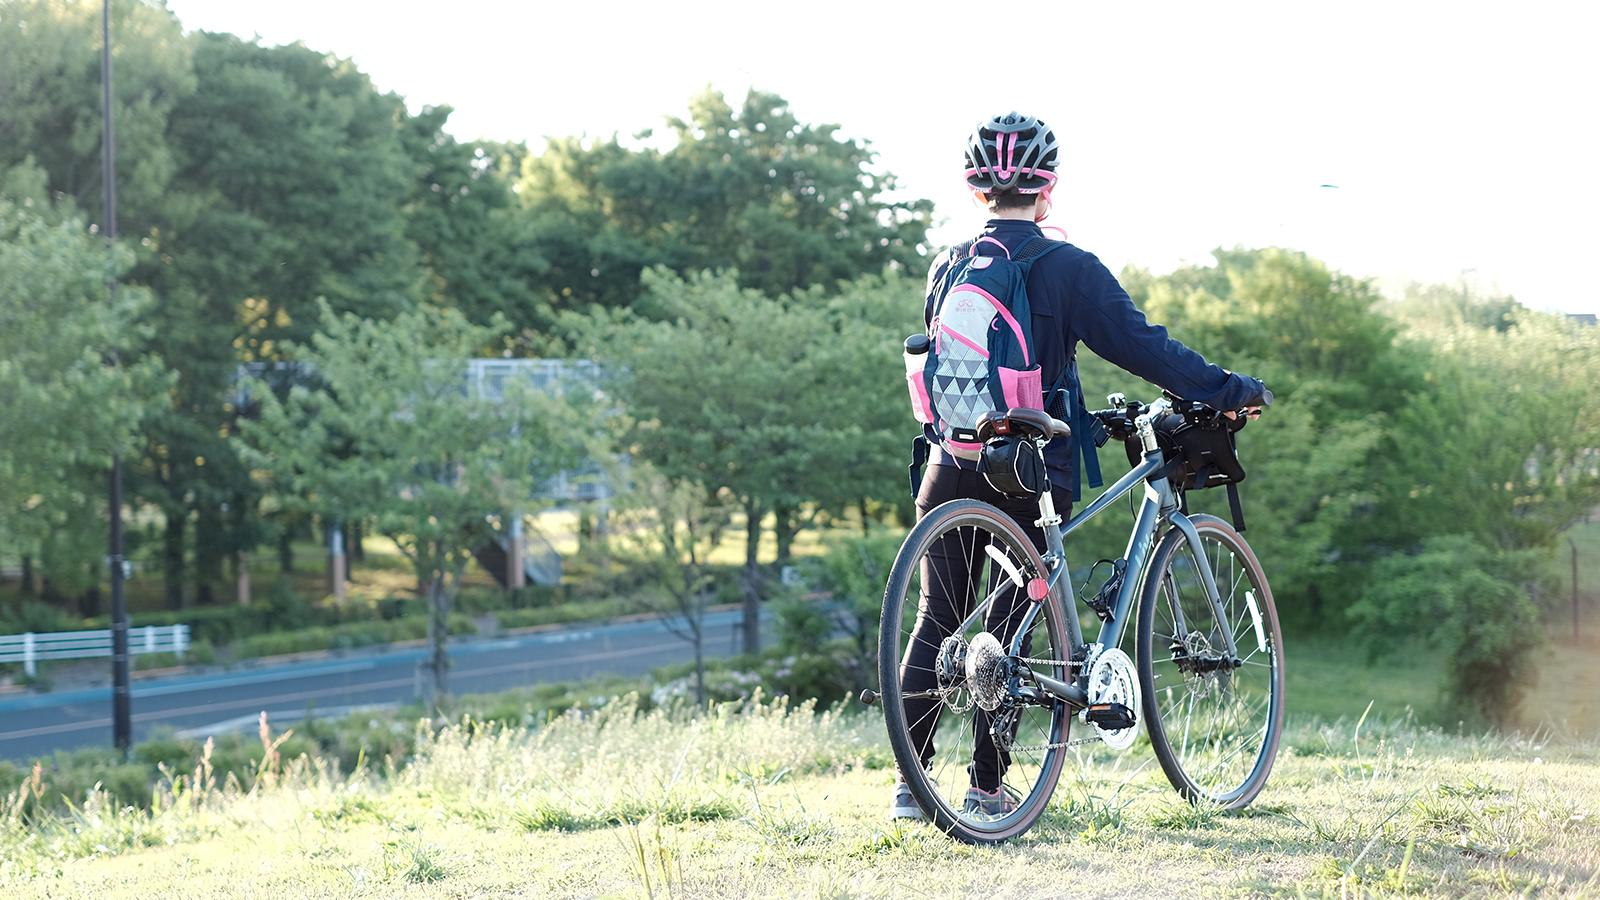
[963,112,1059,194]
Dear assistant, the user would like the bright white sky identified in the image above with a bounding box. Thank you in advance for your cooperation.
[165,0,1600,314]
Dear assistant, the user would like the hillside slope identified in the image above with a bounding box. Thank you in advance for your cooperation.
[3,698,1597,898]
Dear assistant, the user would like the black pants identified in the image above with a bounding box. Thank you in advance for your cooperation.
[900,463,1071,791]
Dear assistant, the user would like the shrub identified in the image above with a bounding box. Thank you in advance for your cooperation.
[493,597,634,631]
[227,615,476,661]
[132,639,216,671]
[1348,535,1545,726]
[0,599,74,634]
[803,530,902,654]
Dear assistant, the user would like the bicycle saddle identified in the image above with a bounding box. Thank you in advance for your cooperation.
[976,408,1071,442]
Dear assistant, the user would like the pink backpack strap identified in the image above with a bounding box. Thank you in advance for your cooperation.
[969,236,1012,259]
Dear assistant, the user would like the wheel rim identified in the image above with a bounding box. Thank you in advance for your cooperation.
[886,507,1068,836]
[1144,528,1280,804]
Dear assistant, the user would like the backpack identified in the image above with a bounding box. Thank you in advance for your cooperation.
[905,235,1065,460]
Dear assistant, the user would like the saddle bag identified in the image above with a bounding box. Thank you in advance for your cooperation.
[979,433,1049,498]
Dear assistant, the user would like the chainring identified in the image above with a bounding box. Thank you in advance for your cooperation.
[1085,647,1140,750]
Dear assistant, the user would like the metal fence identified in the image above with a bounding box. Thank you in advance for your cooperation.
[0,625,190,676]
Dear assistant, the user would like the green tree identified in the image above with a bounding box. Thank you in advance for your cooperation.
[515,88,931,332]
[613,466,732,706]
[0,0,196,237]
[574,269,910,653]
[1348,535,1546,726]
[2,5,430,609]
[0,197,168,608]
[240,306,577,702]
[1108,248,1421,622]
[142,32,424,606]
[1121,251,1599,721]
[399,106,547,349]
[1375,307,1600,554]
[764,273,917,562]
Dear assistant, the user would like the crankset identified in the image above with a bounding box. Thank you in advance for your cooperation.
[1081,647,1140,750]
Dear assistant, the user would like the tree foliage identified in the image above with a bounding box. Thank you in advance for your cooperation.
[240,305,578,700]
[1113,249,1600,720]
[572,268,913,650]
[0,0,195,235]
[0,197,168,601]
[516,88,931,333]
[399,106,545,350]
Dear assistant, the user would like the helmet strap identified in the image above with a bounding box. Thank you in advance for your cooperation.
[1033,187,1054,223]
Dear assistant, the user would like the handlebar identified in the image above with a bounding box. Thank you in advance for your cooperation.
[1090,390,1269,444]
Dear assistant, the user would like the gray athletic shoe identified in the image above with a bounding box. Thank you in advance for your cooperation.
[963,785,1020,817]
[888,774,939,821]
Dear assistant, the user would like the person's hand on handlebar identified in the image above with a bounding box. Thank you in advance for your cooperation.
[1224,385,1273,421]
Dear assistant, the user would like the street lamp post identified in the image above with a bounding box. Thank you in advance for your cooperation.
[101,0,132,755]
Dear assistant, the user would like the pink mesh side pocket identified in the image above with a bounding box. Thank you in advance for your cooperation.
[999,366,1044,410]
[905,368,934,424]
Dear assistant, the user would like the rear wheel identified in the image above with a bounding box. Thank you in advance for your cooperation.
[1136,513,1284,808]
[878,499,1071,844]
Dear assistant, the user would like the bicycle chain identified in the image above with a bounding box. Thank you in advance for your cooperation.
[1008,735,1104,751]
[1014,656,1081,669]
[1003,658,1102,750]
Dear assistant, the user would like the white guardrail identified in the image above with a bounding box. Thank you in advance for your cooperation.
[0,625,189,676]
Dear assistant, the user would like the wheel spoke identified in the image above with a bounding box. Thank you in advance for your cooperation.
[881,505,1072,839]
[1142,525,1280,805]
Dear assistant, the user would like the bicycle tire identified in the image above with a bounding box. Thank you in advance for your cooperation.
[878,498,1071,844]
[1136,513,1284,808]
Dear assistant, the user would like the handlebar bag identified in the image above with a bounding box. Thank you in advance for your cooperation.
[1155,413,1246,490]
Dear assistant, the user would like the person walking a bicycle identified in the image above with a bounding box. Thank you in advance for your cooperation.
[892,111,1272,821]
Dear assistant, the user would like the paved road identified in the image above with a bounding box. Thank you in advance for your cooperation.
[0,608,756,761]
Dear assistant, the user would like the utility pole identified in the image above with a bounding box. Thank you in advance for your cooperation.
[102,0,132,755]
[1573,537,1581,641]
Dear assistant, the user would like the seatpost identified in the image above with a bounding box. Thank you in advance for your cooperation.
[1035,442,1063,530]
[1035,489,1062,530]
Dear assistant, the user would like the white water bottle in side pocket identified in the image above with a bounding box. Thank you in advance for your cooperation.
[904,333,933,424]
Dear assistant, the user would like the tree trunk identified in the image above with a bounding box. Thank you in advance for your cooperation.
[742,499,763,655]
[277,528,294,574]
[774,503,799,570]
[19,555,35,595]
[859,498,872,534]
[427,570,451,705]
[164,513,186,611]
[236,552,252,606]
[348,520,365,565]
[694,631,706,707]
[327,521,347,603]
[194,503,223,606]
[79,586,101,619]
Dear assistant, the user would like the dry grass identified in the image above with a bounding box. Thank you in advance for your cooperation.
[3,695,1596,898]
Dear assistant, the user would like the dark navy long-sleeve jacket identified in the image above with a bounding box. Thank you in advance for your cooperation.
[924,218,1266,500]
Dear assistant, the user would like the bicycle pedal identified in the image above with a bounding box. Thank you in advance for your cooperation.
[1083,702,1136,731]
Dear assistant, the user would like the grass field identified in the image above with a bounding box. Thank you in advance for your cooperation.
[2,520,1595,896]
[3,695,1596,898]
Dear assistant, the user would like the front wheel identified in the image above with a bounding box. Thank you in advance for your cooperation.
[1136,513,1284,808]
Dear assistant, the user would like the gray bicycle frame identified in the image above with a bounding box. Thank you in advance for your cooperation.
[953,432,1239,711]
